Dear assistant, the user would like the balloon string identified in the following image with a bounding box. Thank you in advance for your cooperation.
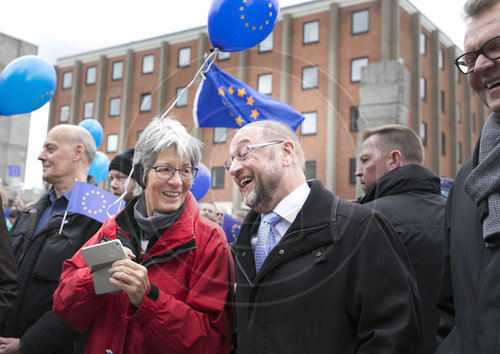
[159,48,219,121]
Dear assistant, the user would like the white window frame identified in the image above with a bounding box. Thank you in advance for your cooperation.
[302,66,319,89]
[178,47,191,67]
[106,134,118,153]
[303,21,319,44]
[352,9,369,35]
[257,73,273,95]
[142,54,154,74]
[83,101,94,119]
[301,111,317,135]
[351,57,369,83]
[112,61,123,80]
[109,97,121,117]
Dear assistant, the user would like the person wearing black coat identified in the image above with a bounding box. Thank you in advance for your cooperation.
[356,125,446,354]
[0,125,103,354]
[0,196,17,325]
[227,120,424,353]
[436,1,500,352]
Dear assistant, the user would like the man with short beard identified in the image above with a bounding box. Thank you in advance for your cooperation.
[225,120,424,353]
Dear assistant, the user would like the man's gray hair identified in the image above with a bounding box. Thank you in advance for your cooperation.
[239,120,305,171]
[463,0,500,20]
[133,117,203,187]
[71,126,96,165]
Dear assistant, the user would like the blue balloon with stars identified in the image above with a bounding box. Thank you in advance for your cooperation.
[0,55,57,116]
[208,0,280,52]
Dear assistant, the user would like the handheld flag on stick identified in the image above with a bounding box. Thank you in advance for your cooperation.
[221,213,241,244]
[193,64,305,131]
[67,181,124,223]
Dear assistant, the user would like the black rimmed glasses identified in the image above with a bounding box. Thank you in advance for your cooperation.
[223,141,284,172]
[455,35,500,74]
[151,165,198,180]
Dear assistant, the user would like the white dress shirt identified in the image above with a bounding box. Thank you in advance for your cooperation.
[251,182,311,252]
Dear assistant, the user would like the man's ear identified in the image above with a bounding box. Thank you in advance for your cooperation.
[281,141,295,167]
[73,144,85,162]
[388,150,403,171]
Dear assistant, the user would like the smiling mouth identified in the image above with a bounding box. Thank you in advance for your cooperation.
[162,192,180,198]
[239,177,253,188]
[487,80,500,89]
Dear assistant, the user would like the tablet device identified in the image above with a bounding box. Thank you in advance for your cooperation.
[80,239,127,295]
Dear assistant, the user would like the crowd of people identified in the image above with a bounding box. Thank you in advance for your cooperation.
[0,0,499,352]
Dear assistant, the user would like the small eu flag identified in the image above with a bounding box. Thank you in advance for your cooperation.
[221,214,241,244]
[67,181,124,223]
[193,63,305,131]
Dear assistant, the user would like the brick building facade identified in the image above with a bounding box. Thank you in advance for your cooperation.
[49,0,486,206]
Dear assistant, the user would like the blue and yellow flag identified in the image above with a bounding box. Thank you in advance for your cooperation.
[221,213,241,244]
[193,64,305,131]
[67,181,124,223]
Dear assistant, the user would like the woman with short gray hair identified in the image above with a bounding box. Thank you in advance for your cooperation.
[53,117,234,353]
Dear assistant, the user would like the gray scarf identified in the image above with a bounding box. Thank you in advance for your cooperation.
[464,112,500,245]
[133,195,185,240]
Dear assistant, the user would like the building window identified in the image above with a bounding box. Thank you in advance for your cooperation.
[420,121,427,146]
[139,93,152,112]
[86,66,97,85]
[439,48,445,70]
[420,32,427,55]
[137,130,143,140]
[62,71,72,89]
[142,54,154,74]
[214,127,227,143]
[109,97,121,117]
[257,73,273,95]
[217,51,230,61]
[456,103,461,123]
[351,57,369,83]
[352,9,369,35]
[259,32,273,52]
[112,61,123,80]
[302,66,319,89]
[178,47,191,67]
[420,77,427,101]
[176,87,188,107]
[441,90,446,113]
[456,67,461,83]
[472,113,476,133]
[305,161,316,180]
[83,101,94,119]
[211,167,225,189]
[106,134,118,153]
[458,142,463,163]
[349,158,356,185]
[350,106,359,132]
[441,132,446,156]
[59,105,69,123]
[303,20,319,44]
[301,111,317,135]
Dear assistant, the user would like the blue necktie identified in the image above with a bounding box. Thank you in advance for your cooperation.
[254,212,281,273]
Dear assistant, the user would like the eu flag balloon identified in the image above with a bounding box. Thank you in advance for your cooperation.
[208,0,280,52]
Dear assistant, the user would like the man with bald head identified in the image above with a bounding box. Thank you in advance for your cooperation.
[0,125,104,353]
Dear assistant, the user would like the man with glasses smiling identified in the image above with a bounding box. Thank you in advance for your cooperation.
[228,120,423,353]
[436,1,500,353]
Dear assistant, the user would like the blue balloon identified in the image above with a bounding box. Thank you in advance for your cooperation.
[88,151,110,184]
[208,0,280,52]
[190,163,212,201]
[79,119,104,148]
[0,55,57,116]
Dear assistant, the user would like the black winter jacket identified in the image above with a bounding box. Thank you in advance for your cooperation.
[0,198,17,324]
[1,186,102,354]
[436,137,500,353]
[232,180,424,354]
[359,164,446,354]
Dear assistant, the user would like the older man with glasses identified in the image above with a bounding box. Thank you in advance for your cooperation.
[227,120,424,353]
[436,1,500,353]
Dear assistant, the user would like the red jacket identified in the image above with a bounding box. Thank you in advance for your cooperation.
[53,193,234,354]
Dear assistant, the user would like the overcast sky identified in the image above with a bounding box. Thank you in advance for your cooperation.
[0,0,466,189]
